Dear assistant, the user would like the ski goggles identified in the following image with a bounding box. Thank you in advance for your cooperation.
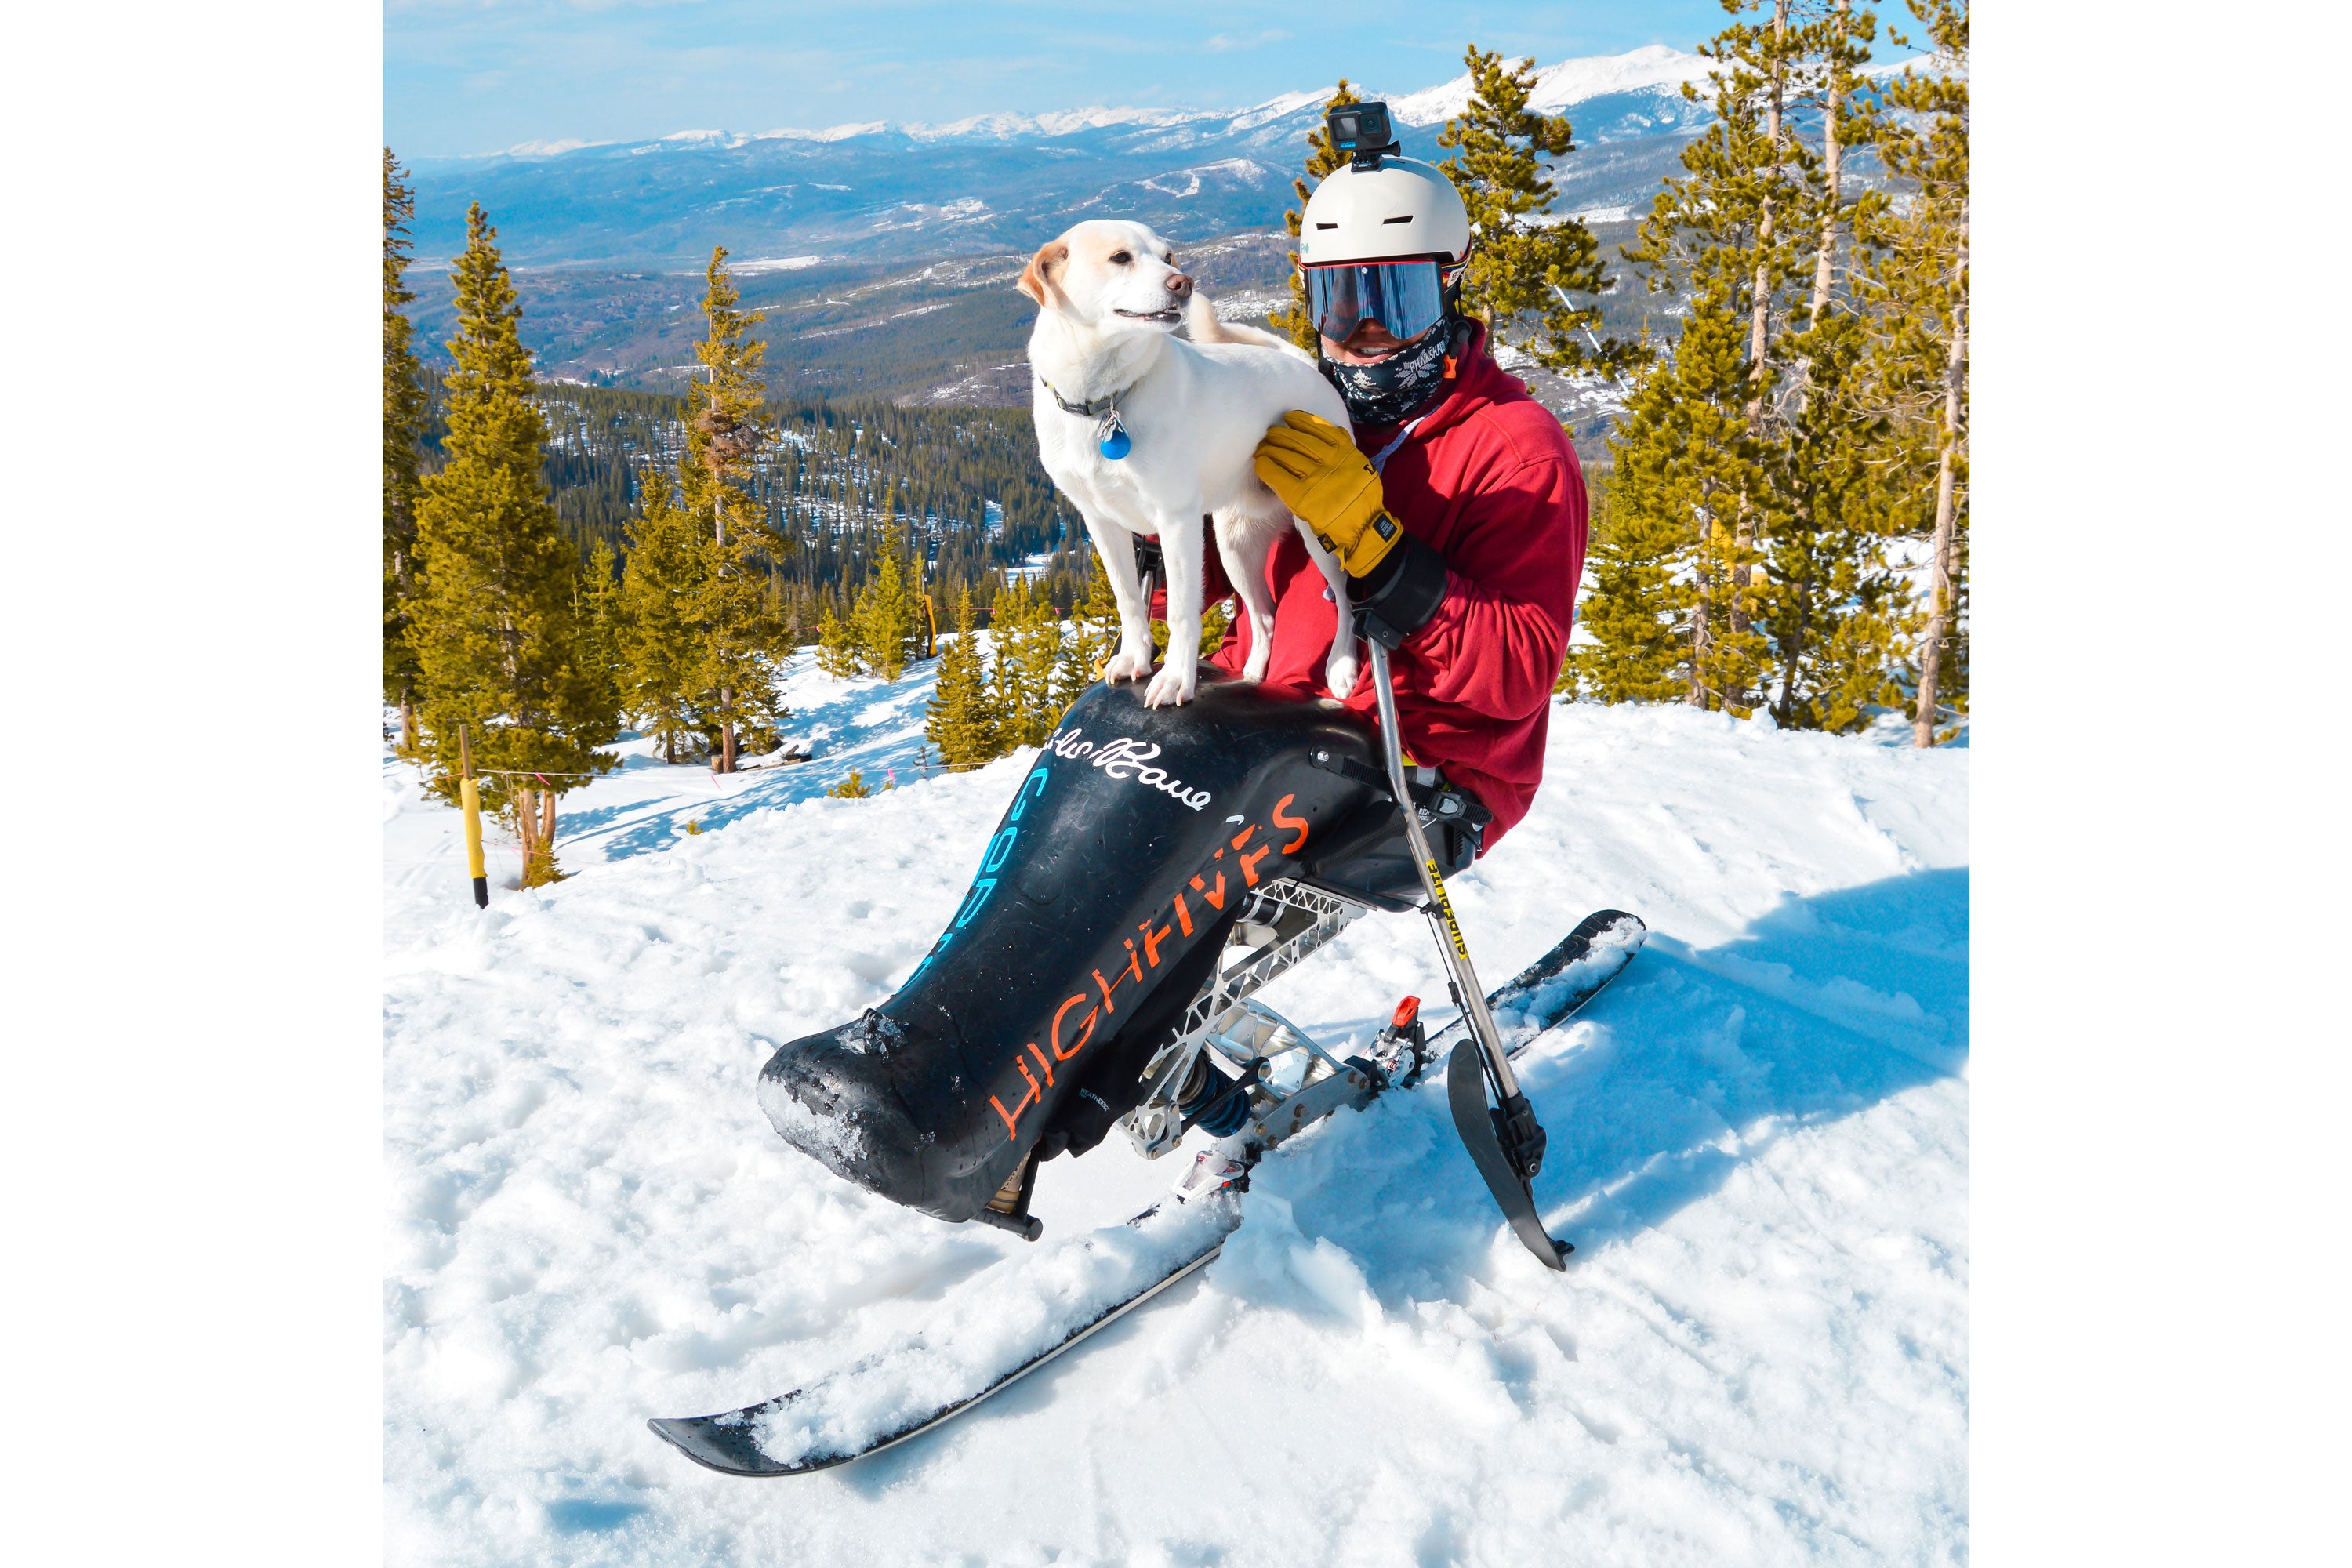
[1303,258,1448,347]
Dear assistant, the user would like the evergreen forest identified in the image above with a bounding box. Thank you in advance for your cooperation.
[383,0,1969,876]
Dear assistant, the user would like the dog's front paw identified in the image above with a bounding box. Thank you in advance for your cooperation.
[1102,649,1154,684]
[1242,646,1271,683]
[1143,666,1197,707]
[1324,649,1361,699]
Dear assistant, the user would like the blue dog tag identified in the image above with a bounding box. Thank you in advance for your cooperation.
[1098,415,1131,461]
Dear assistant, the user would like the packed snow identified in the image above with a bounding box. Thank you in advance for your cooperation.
[383,653,1967,1563]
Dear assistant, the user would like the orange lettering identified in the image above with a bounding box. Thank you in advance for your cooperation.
[1200,872,1226,910]
[1051,993,1098,1061]
[1273,794,1309,854]
[990,1058,1044,1139]
[1025,1041,1055,1087]
[1240,844,1272,886]
[1230,825,1255,851]
[1093,968,1119,1014]
[1139,918,1174,967]
[1171,891,1194,937]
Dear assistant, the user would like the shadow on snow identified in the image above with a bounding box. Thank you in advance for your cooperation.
[830,866,1968,1483]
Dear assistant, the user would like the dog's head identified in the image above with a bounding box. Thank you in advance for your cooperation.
[1017,220,1192,334]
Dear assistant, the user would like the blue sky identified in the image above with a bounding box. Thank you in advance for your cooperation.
[386,1,1770,158]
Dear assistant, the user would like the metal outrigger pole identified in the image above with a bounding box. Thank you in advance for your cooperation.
[1365,637,1570,1269]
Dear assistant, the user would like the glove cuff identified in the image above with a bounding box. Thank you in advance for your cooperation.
[1349,535,1447,651]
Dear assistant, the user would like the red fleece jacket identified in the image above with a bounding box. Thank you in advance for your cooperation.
[1196,325,1588,850]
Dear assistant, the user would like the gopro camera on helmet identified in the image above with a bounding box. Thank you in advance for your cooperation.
[1327,101,1401,170]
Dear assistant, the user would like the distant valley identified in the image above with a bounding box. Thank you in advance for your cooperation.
[399,48,1780,448]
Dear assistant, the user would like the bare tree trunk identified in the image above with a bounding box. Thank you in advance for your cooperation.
[1744,0,1791,434]
[1777,559,1813,727]
[513,785,538,878]
[1734,0,1791,655]
[1690,523,1714,707]
[393,544,419,753]
[1809,2,1848,326]
[1771,0,1848,730]
[1913,195,1970,748]
[512,783,562,887]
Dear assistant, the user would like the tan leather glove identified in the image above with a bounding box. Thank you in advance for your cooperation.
[1252,411,1403,579]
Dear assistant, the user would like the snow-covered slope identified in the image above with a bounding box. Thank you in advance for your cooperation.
[1387,45,1718,127]
[383,659,1967,1563]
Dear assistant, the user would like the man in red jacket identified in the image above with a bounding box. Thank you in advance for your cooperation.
[1228,134,1588,855]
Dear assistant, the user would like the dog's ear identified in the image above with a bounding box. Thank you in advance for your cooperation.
[1017,240,1070,307]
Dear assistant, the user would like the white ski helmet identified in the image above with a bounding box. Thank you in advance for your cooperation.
[1297,154,1472,267]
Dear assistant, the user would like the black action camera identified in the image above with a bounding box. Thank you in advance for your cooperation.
[1327,100,1401,170]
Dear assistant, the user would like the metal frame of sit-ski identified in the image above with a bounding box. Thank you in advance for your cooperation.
[1117,877,1423,1192]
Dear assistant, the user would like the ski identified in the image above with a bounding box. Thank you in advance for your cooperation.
[1432,908,1648,1063]
[649,1200,1238,1477]
[648,908,1645,1476]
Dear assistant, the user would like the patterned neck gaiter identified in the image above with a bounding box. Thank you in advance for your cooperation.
[1322,318,1461,427]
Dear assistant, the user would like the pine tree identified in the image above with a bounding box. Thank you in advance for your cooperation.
[678,245,781,771]
[1437,48,1627,373]
[383,149,430,753]
[1754,0,1917,732]
[985,575,1065,747]
[1599,0,1827,715]
[617,470,706,762]
[815,601,860,678]
[1586,2,1936,733]
[924,586,998,768]
[849,493,921,680]
[578,536,626,729]
[1065,546,1123,688]
[1267,79,1361,352]
[1566,469,1690,701]
[1866,0,1969,744]
[409,203,617,886]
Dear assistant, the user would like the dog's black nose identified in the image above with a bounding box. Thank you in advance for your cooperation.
[1164,272,1193,298]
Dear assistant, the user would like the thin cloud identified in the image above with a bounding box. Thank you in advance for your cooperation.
[1203,29,1290,54]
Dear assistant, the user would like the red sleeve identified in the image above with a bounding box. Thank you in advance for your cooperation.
[1396,455,1587,722]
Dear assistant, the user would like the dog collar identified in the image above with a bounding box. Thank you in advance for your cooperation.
[1040,376,1135,460]
[1040,379,1124,419]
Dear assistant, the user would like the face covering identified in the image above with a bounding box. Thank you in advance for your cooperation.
[1323,318,1461,427]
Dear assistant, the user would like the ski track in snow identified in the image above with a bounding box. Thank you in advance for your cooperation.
[384,654,1968,1566]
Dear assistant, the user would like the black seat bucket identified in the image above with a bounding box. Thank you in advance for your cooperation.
[756,673,1396,1221]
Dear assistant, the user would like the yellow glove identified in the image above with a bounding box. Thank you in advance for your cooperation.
[1252,411,1403,579]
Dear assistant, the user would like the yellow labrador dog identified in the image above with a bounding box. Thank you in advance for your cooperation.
[1018,219,1356,707]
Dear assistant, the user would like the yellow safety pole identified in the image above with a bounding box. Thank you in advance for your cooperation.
[459,724,488,908]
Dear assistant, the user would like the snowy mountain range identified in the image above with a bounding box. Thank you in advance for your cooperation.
[477,46,1719,160]
[404,47,1729,270]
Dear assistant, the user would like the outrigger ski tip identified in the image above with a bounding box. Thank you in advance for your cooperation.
[647,905,1645,1477]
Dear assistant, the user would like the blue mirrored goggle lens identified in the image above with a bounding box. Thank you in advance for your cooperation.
[1304,261,1445,345]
